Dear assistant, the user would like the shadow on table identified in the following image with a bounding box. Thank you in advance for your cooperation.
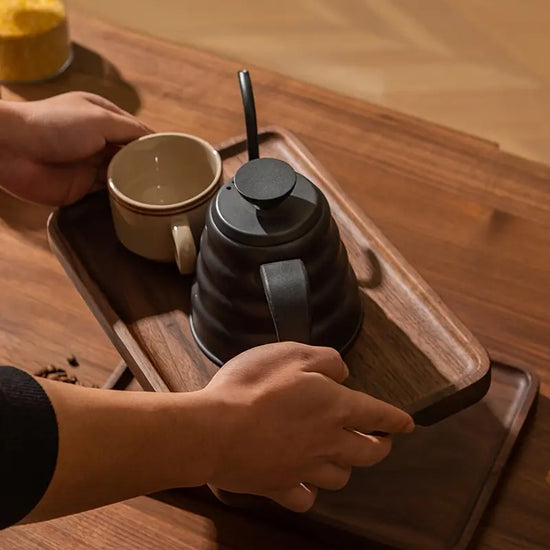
[2,43,141,114]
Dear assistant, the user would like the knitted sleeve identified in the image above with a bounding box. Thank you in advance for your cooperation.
[0,366,58,528]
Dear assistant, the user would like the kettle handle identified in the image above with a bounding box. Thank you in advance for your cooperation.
[260,259,311,344]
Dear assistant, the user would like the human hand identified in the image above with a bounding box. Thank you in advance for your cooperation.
[0,91,151,205]
[15,343,412,525]
[202,342,414,512]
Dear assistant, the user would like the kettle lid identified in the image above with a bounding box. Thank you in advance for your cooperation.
[211,157,324,246]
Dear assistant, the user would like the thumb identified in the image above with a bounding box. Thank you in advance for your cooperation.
[266,484,318,513]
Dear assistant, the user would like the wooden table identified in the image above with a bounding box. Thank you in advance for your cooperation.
[1,9,550,550]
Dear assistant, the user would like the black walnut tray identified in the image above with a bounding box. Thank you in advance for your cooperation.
[48,127,491,425]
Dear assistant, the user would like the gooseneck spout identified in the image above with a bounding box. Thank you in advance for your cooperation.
[238,70,259,161]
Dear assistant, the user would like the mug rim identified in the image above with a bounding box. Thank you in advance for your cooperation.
[107,132,222,212]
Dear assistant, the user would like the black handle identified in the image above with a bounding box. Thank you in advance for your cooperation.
[238,70,259,161]
[260,259,311,343]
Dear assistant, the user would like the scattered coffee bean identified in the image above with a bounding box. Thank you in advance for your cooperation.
[67,355,79,367]
[34,365,99,388]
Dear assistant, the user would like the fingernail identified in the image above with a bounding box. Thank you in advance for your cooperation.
[404,421,416,433]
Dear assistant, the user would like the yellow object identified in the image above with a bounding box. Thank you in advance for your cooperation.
[0,0,70,82]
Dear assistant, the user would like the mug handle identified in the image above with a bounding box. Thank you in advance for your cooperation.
[171,214,197,274]
[260,259,311,343]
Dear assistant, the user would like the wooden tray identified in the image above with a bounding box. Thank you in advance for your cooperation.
[189,361,534,550]
[47,127,490,424]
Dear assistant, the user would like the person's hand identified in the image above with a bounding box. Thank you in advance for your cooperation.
[0,91,151,205]
[202,342,414,512]
[15,343,413,525]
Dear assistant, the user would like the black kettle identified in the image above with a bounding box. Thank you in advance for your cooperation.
[190,71,363,365]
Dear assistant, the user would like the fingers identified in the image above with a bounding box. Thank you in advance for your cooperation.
[267,484,318,513]
[304,463,352,491]
[78,91,153,135]
[300,346,349,383]
[268,464,353,512]
[82,92,132,117]
[342,388,414,434]
[95,110,151,144]
[267,464,352,513]
[82,93,152,130]
[334,430,393,467]
[79,91,151,143]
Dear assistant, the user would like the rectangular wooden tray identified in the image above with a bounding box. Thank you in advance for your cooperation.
[49,127,491,424]
[48,127,490,424]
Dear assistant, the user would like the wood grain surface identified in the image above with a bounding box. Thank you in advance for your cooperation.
[67,0,550,166]
[1,9,550,550]
[48,128,490,422]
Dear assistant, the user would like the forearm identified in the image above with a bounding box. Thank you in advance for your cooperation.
[22,378,218,524]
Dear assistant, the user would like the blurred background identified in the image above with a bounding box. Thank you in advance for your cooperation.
[68,0,550,165]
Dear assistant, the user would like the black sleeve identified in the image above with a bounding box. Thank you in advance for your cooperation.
[0,366,58,529]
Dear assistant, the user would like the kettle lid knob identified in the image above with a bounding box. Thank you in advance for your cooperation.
[234,158,296,209]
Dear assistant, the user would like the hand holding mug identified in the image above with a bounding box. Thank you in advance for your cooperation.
[0,92,150,205]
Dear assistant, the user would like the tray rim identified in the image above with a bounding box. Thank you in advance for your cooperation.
[452,361,539,550]
[47,125,491,422]
[47,220,169,393]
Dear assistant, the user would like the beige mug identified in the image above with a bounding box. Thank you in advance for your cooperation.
[108,133,222,274]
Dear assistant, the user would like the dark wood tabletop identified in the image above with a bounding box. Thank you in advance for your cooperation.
[1,9,549,550]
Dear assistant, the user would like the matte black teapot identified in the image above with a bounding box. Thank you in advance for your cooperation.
[190,71,363,364]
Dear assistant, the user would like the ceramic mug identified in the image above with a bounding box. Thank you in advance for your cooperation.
[108,133,223,274]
